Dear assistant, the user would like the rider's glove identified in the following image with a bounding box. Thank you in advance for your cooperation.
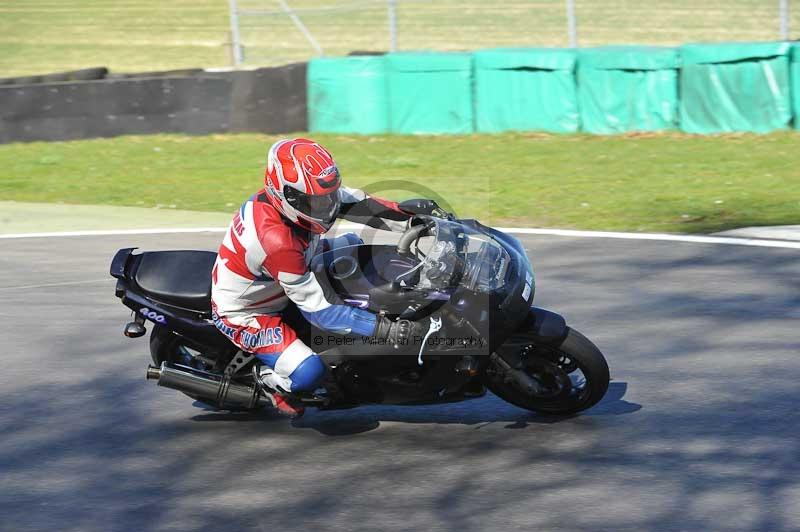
[399,199,454,220]
[431,206,454,220]
[373,316,430,349]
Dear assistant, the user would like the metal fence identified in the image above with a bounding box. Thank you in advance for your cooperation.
[228,1,797,67]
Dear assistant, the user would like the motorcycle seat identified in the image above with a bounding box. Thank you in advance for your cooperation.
[133,250,216,312]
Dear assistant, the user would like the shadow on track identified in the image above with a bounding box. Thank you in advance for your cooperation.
[187,382,641,436]
[3,234,800,531]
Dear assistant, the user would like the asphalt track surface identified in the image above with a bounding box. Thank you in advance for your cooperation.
[1,231,799,532]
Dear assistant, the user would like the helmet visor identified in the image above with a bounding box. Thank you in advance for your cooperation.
[284,187,341,225]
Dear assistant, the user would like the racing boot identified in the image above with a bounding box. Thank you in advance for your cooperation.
[259,370,305,418]
[269,392,305,418]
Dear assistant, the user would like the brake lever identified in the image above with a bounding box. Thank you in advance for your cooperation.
[418,316,443,366]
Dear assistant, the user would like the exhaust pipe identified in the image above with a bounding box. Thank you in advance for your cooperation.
[146,362,269,410]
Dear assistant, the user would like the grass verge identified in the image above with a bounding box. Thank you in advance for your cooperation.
[1,132,798,234]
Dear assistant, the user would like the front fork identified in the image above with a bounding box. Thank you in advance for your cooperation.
[484,307,569,394]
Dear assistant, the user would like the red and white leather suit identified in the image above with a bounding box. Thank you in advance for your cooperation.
[210,187,411,392]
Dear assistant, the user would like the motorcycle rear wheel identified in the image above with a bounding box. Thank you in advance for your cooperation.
[149,326,249,409]
[149,326,207,402]
[486,327,609,415]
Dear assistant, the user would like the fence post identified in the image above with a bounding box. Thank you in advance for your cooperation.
[228,0,244,67]
[566,0,578,48]
[277,0,324,56]
[779,0,790,40]
[388,0,398,52]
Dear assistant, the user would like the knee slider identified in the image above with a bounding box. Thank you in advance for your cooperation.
[287,353,326,392]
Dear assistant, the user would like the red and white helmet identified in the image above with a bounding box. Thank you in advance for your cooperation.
[264,138,342,234]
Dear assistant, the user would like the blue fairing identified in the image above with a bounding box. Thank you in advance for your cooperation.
[301,304,376,336]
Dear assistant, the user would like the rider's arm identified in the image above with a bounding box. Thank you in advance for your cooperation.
[264,247,376,336]
[337,186,411,232]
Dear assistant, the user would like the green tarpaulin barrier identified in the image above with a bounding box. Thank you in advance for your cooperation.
[474,48,578,133]
[792,45,800,130]
[679,42,792,134]
[386,52,473,134]
[577,47,679,134]
[308,56,388,134]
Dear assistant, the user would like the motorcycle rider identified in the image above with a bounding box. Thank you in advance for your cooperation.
[211,138,439,417]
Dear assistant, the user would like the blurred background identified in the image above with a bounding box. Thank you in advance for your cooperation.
[0,1,798,235]
[1,1,797,73]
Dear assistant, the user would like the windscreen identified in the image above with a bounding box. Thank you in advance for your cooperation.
[414,219,509,293]
[460,233,510,292]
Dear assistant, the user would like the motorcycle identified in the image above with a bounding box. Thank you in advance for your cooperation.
[110,214,610,416]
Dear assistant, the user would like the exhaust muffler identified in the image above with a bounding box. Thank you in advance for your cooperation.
[146,362,269,410]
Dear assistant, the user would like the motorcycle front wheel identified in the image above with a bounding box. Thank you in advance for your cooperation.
[485,328,610,415]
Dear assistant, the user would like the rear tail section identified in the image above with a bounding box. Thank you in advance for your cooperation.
[110,247,230,352]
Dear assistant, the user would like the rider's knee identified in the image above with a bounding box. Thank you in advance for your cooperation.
[274,339,326,392]
[287,353,326,392]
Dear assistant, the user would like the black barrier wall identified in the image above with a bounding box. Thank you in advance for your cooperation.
[227,63,307,133]
[0,63,307,143]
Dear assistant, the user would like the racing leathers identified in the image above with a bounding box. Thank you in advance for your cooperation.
[210,186,412,394]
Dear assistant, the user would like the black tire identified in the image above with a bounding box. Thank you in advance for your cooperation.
[149,325,179,366]
[149,326,234,371]
[149,326,261,411]
[486,327,610,415]
[149,326,205,402]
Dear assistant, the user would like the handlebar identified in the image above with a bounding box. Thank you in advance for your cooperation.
[396,218,434,256]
